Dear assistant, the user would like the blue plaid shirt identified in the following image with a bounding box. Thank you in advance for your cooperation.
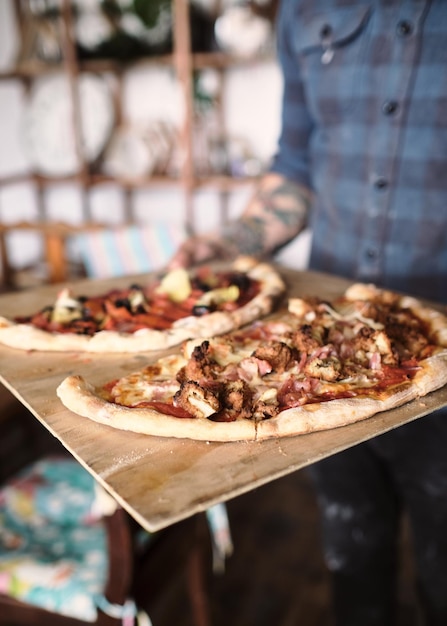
[271,0,447,303]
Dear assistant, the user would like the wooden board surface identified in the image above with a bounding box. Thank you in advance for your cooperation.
[0,268,446,532]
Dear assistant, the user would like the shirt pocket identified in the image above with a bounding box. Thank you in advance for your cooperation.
[291,5,372,123]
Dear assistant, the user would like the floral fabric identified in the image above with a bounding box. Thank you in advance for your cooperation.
[0,457,108,621]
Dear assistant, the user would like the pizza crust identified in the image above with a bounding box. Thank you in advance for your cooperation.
[256,351,447,440]
[0,317,180,352]
[56,375,257,442]
[0,311,238,353]
[399,297,447,348]
[345,283,447,347]
[229,259,286,327]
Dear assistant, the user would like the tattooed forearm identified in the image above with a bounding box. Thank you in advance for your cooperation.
[260,179,310,227]
[221,174,312,258]
[167,174,312,268]
[222,216,269,257]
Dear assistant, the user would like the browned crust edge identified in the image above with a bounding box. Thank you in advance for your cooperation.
[56,375,257,442]
[256,353,447,440]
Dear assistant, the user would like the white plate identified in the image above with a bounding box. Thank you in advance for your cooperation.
[214,6,272,58]
[22,73,115,177]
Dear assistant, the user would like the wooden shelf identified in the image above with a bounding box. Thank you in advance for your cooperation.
[193,174,256,191]
[0,172,169,188]
[0,171,256,191]
[0,0,268,287]
[191,51,273,70]
[0,54,177,82]
[0,52,275,84]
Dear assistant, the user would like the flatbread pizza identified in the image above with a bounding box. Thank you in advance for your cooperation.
[57,283,447,441]
[0,257,285,353]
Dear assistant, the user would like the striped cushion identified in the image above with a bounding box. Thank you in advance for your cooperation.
[75,223,186,279]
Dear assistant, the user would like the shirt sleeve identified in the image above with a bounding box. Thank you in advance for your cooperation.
[270,0,314,191]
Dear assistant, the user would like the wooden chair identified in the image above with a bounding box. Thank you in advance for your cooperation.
[0,454,137,626]
[0,219,187,289]
[0,446,212,626]
[0,506,134,626]
[0,221,104,289]
[0,503,212,626]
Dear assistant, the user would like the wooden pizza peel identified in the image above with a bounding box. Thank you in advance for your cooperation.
[0,268,446,532]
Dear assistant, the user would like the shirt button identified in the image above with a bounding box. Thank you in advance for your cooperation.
[382,100,399,115]
[375,178,388,190]
[396,20,413,37]
[320,24,332,39]
[366,248,378,259]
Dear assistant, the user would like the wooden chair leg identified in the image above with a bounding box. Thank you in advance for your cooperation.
[45,232,67,283]
[131,514,212,626]
[186,514,213,626]
[186,540,212,626]
[0,231,15,290]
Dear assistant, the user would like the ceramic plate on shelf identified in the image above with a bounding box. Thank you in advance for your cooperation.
[214,5,272,58]
[22,73,115,177]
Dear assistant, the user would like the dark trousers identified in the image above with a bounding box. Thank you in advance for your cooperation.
[307,409,447,626]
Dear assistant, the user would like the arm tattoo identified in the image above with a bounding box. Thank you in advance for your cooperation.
[221,179,312,257]
[260,180,310,227]
[222,216,269,257]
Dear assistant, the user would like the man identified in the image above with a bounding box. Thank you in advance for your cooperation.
[169,1,447,624]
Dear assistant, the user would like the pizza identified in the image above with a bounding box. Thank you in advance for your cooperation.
[0,257,285,353]
[56,283,447,441]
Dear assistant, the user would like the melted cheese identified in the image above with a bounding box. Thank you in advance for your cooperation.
[111,354,186,407]
[155,268,192,302]
[51,288,83,324]
[106,289,432,417]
